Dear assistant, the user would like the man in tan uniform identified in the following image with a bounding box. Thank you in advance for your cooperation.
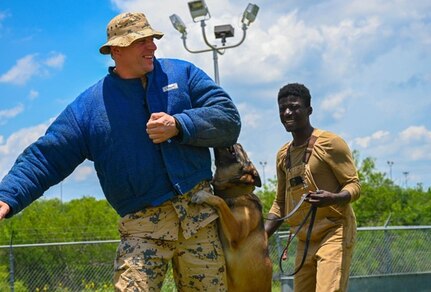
[265,83,360,292]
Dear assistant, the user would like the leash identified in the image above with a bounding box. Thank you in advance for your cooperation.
[264,193,310,222]
[279,205,317,276]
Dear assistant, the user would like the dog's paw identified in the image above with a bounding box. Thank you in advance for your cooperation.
[191,189,213,204]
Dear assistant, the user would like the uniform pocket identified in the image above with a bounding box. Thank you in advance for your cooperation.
[118,209,157,238]
[297,216,341,242]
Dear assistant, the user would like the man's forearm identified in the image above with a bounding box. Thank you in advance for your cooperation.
[264,213,283,238]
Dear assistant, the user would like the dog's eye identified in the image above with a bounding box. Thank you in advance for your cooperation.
[227,146,237,157]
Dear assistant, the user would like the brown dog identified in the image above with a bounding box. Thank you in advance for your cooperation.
[192,144,272,292]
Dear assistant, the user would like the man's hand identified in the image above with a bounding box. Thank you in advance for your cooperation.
[0,201,11,220]
[305,190,351,207]
[146,112,180,144]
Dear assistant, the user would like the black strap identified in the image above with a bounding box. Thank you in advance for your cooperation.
[279,205,317,276]
[285,134,318,170]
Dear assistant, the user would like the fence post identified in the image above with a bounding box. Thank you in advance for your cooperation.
[383,214,393,274]
[275,232,293,292]
[9,230,14,292]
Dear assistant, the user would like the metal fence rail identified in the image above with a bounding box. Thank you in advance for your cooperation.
[1,226,430,291]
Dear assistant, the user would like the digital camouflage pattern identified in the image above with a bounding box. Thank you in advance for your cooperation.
[100,12,164,54]
[114,181,227,291]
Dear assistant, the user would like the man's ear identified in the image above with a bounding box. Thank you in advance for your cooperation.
[308,106,313,115]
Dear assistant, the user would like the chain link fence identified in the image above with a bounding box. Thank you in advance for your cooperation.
[1,226,430,291]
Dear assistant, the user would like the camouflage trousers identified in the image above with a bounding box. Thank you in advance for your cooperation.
[114,182,228,291]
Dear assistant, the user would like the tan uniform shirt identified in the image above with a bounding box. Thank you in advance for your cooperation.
[269,129,360,241]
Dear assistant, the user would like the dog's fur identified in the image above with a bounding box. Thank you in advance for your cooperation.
[192,144,272,292]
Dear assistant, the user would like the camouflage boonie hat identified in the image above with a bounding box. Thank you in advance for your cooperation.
[99,12,164,55]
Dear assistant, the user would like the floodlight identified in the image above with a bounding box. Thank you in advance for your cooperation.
[214,25,234,39]
[214,24,234,46]
[188,0,210,22]
[170,14,187,34]
[241,3,259,26]
[171,1,259,85]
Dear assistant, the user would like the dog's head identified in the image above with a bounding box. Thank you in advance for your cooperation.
[212,143,262,197]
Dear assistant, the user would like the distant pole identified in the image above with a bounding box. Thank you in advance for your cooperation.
[387,161,394,181]
[259,161,267,185]
[402,171,409,188]
[9,230,14,292]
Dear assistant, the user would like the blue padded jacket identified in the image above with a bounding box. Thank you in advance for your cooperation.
[0,58,241,217]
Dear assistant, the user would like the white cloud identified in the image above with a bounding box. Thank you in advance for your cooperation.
[29,89,39,100]
[0,121,50,178]
[0,54,40,85]
[320,17,382,77]
[0,104,25,125]
[219,10,323,83]
[320,90,352,120]
[408,147,429,161]
[353,126,431,175]
[44,52,66,69]
[354,130,390,148]
[69,164,94,182]
[0,121,100,198]
[399,126,431,142]
[236,102,263,129]
[0,52,66,85]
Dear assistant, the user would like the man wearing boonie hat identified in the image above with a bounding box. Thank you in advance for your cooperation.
[99,12,164,55]
[0,11,240,291]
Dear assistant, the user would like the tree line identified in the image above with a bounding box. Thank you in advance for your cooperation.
[1,152,430,245]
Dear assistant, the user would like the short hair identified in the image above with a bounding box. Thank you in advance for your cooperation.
[277,83,311,107]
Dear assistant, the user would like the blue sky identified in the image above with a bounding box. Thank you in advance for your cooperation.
[1,0,430,202]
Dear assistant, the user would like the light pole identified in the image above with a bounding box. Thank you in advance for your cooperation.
[259,161,267,186]
[402,171,409,188]
[170,0,259,85]
[387,161,394,181]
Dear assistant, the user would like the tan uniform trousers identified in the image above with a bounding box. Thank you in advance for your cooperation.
[114,182,228,292]
[293,223,355,292]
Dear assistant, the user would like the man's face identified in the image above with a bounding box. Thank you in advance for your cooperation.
[113,36,157,78]
[278,95,311,132]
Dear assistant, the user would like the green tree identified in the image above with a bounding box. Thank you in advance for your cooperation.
[0,197,119,290]
[354,154,431,226]
[257,177,277,215]
[0,265,28,291]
